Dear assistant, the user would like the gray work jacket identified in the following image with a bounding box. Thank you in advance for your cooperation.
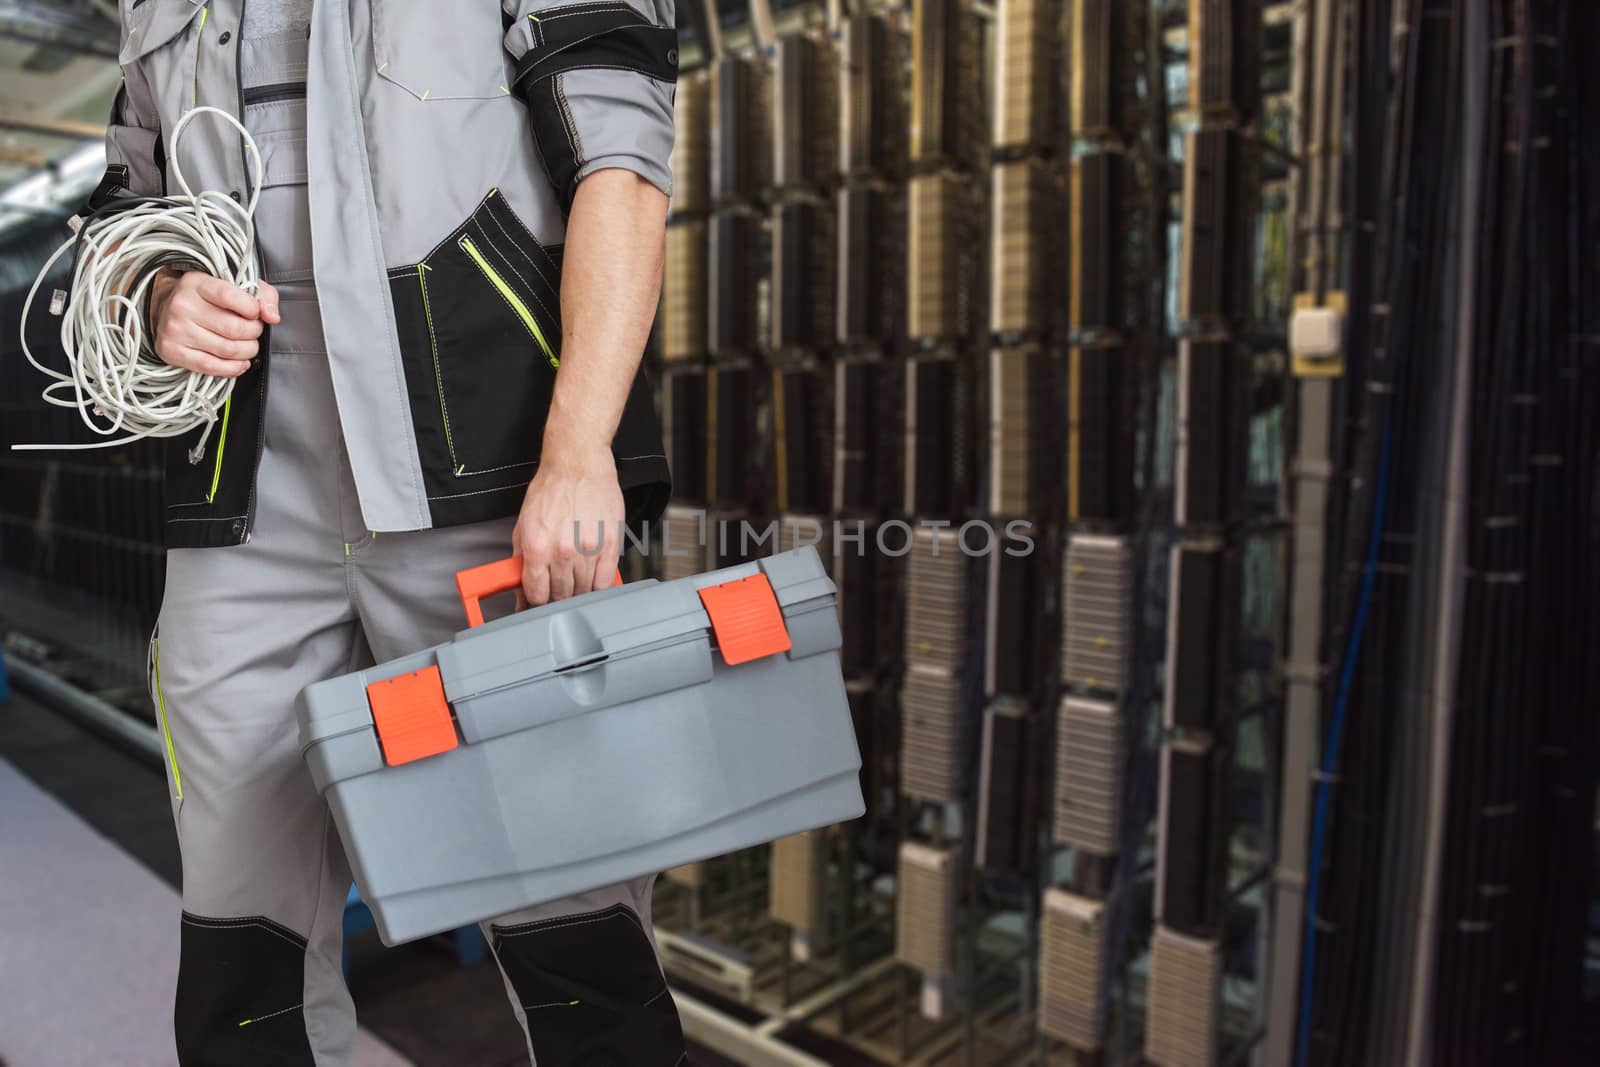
[99,0,677,548]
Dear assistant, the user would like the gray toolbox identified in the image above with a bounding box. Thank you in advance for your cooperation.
[296,546,863,945]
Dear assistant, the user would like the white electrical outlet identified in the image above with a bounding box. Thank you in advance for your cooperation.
[1291,305,1345,359]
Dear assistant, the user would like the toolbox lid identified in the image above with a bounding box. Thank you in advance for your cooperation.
[436,548,834,710]
[296,548,839,768]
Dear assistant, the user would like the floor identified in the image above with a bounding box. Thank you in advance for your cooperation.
[0,684,740,1067]
[0,741,407,1066]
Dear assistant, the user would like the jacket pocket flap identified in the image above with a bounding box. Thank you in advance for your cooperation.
[119,0,207,65]
[254,132,308,187]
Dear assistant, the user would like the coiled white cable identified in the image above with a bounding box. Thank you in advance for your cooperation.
[16,106,263,457]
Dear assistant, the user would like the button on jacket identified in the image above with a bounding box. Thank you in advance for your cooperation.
[100,0,678,548]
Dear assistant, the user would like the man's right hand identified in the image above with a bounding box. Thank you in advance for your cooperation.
[149,270,281,378]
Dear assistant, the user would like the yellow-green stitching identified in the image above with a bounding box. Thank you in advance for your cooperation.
[206,395,231,503]
[237,1003,301,1027]
[458,235,559,369]
[416,264,461,467]
[152,639,183,800]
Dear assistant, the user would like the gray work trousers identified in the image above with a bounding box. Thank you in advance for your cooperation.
[153,289,683,1066]
[147,31,683,1067]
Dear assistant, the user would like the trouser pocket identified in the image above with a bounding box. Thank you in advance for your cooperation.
[490,902,685,1066]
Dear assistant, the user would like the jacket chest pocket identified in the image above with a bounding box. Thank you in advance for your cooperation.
[120,0,208,159]
[239,32,312,280]
[248,129,312,282]
[240,70,313,282]
[388,190,564,484]
[369,0,514,100]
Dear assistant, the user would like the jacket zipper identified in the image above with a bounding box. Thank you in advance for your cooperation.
[458,236,560,368]
[242,82,307,106]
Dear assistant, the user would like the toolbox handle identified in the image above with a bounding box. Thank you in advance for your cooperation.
[455,557,623,628]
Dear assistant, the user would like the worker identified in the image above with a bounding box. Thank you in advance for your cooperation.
[94,1,680,1062]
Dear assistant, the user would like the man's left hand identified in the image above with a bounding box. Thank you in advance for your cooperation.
[512,442,624,605]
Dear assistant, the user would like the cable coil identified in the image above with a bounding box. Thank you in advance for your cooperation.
[17,106,262,457]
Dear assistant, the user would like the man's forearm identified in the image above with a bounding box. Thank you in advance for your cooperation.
[513,168,668,601]
[540,168,668,468]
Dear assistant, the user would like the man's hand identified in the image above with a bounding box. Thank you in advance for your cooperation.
[149,270,280,377]
[512,439,625,605]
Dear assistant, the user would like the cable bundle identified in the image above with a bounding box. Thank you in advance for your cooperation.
[1299,2,1599,1064]
[1298,0,1459,1059]
[17,106,262,457]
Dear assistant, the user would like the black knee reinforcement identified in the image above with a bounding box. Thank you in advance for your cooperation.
[175,913,315,1067]
[490,902,685,1066]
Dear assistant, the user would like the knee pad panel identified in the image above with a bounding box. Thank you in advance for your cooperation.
[176,913,315,1066]
[491,902,685,1066]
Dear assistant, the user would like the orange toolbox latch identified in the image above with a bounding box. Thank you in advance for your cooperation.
[698,573,792,666]
[366,665,458,766]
